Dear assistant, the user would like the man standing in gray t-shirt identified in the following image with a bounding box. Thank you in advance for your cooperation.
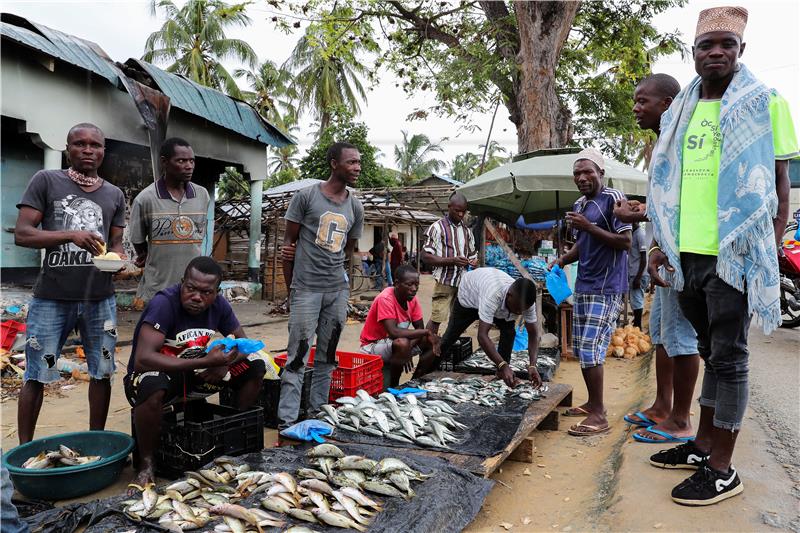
[129,138,210,304]
[278,142,364,429]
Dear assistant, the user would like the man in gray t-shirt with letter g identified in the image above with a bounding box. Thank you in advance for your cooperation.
[278,142,364,429]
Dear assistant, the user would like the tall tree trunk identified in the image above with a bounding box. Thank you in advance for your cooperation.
[512,1,579,153]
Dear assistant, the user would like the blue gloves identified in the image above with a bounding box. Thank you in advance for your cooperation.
[280,420,334,443]
[206,338,265,354]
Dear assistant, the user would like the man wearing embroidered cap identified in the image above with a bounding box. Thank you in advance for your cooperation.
[553,148,632,437]
[647,6,797,506]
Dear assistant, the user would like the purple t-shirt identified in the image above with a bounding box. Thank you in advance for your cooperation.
[572,187,632,295]
[127,284,240,373]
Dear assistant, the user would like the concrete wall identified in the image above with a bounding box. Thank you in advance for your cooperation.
[0,46,268,180]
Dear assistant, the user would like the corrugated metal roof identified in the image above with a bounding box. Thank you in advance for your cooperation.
[133,60,293,148]
[0,14,120,85]
[263,178,324,196]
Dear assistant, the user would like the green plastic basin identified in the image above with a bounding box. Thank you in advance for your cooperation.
[2,431,134,500]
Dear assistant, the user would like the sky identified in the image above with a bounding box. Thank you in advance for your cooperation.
[3,0,799,173]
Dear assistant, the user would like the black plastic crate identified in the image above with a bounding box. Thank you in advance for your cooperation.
[220,367,313,429]
[440,336,473,371]
[133,400,263,478]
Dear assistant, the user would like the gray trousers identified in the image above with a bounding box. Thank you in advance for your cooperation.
[278,288,349,428]
[678,253,752,431]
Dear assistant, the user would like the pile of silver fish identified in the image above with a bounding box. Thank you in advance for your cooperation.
[458,349,558,377]
[416,377,546,407]
[121,445,429,532]
[21,445,101,469]
[318,389,468,449]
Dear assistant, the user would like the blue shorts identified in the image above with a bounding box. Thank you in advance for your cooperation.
[628,276,648,311]
[572,293,624,369]
[649,287,698,357]
[24,296,117,383]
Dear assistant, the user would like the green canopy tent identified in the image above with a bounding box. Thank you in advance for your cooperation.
[460,148,649,224]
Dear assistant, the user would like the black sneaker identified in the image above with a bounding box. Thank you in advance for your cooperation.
[649,441,709,470]
[671,464,743,506]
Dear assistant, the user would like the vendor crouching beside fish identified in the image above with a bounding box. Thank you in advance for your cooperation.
[436,267,542,388]
[124,257,265,487]
[359,265,441,387]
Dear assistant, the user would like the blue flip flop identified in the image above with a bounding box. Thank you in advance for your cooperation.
[632,426,694,443]
[623,411,656,427]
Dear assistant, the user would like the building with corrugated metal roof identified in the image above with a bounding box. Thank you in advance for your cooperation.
[1,13,294,284]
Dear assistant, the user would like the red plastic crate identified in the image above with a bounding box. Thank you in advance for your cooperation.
[0,320,26,351]
[274,348,383,401]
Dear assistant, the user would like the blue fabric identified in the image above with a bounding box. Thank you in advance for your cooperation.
[280,420,334,443]
[206,338,264,354]
[572,189,632,294]
[649,286,698,357]
[632,426,694,443]
[387,387,427,397]
[545,265,572,305]
[512,324,528,351]
[1,458,29,533]
[572,293,623,369]
[24,296,116,383]
[648,64,781,333]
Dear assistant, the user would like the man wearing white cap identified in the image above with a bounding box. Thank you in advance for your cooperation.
[553,148,631,437]
[647,6,797,506]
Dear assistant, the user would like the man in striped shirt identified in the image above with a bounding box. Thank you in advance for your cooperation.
[421,192,478,335]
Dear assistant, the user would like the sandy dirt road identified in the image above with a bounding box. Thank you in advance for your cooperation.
[2,277,797,531]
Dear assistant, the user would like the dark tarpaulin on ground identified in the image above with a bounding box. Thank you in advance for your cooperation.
[328,393,533,458]
[26,444,493,533]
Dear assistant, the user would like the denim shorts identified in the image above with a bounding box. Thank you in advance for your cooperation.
[649,286,698,357]
[24,296,117,383]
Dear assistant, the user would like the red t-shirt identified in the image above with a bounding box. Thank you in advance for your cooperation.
[360,287,423,345]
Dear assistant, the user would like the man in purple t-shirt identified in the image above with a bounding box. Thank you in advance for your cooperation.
[124,257,265,487]
[554,148,631,437]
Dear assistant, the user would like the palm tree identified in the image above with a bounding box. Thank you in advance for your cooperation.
[393,131,446,185]
[268,115,301,176]
[478,140,510,173]
[285,29,369,131]
[143,0,257,98]
[450,152,480,182]
[234,60,298,130]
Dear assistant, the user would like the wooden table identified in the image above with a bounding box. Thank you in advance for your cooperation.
[330,372,573,478]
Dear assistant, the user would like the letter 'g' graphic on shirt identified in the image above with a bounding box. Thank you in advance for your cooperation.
[315,211,348,252]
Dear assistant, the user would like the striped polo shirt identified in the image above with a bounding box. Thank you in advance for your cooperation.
[423,216,477,286]
[457,268,537,324]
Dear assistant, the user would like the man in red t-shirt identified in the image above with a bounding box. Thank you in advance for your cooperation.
[360,265,440,387]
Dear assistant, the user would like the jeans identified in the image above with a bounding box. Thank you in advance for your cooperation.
[650,286,699,357]
[1,458,29,533]
[278,289,349,428]
[23,296,117,383]
[439,297,516,362]
[628,276,648,311]
[678,254,751,431]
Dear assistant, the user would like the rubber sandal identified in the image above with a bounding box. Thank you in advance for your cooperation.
[632,426,694,444]
[564,406,591,417]
[568,423,611,437]
[623,411,657,427]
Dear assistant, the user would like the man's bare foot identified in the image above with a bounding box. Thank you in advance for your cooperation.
[636,418,694,441]
[579,412,608,429]
[129,463,155,496]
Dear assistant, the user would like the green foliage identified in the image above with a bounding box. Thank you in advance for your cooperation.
[264,167,300,190]
[144,0,257,98]
[286,15,374,131]
[393,131,445,185]
[234,60,298,129]
[217,166,248,200]
[449,141,508,182]
[271,0,686,162]
[299,106,395,188]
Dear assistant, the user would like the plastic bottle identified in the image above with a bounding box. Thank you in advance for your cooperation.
[56,358,88,373]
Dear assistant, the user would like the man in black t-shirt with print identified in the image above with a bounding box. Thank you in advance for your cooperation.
[14,123,126,444]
